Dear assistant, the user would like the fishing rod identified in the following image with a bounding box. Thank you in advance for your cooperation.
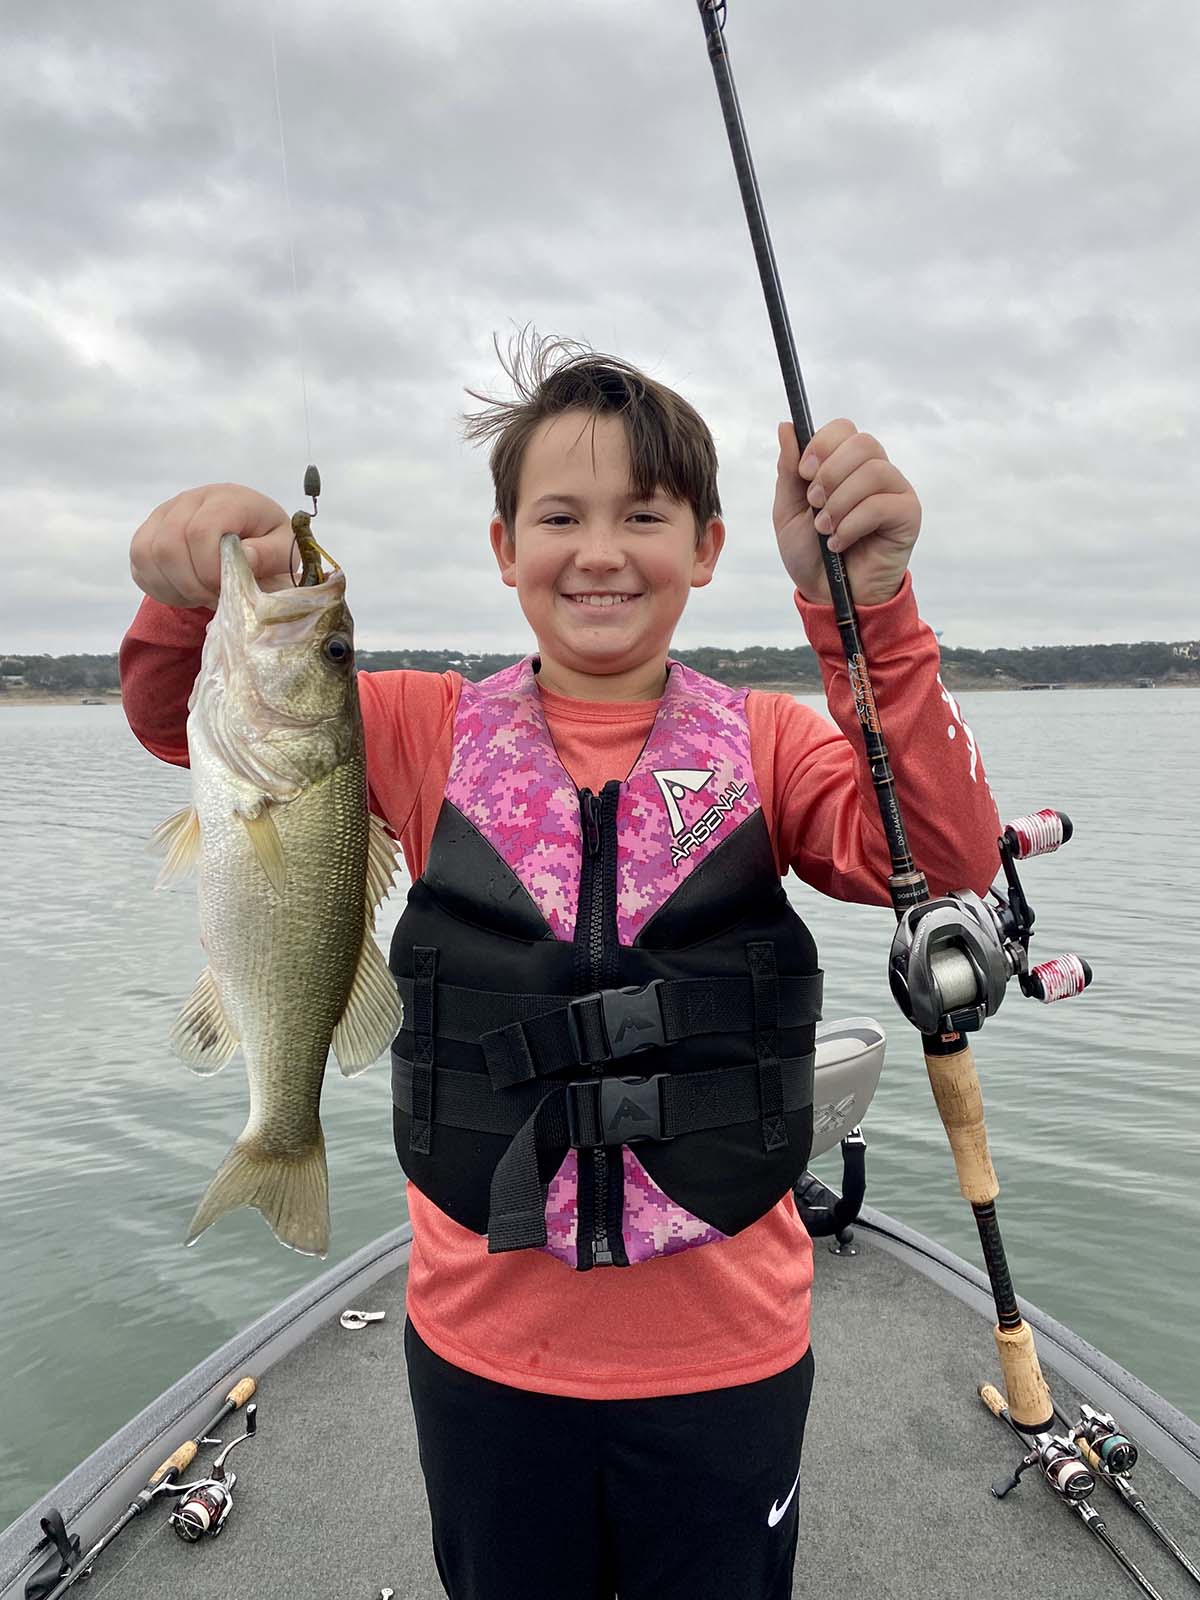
[980,1384,1165,1599]
[1052,1398,1200,1589]
[26,1377,257,1600]
[693,0,1091,1432]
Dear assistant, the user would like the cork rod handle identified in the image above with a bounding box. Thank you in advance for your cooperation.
[147,1439,197,1485]
[994,1321,1053,1432]
[225,1377,256,1408]
[923,1038,998,1205]
[978,1382,1007,1418]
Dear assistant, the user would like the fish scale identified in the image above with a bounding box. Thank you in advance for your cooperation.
[155,533,402,1257]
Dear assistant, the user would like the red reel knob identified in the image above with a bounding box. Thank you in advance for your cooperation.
[1003,810,1073,859]
[1025,954,1092,1003]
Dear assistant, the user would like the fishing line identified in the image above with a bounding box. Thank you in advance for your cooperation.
[267,0,314,470]
[692,0,1092,1434]
[78,1519,174,1600]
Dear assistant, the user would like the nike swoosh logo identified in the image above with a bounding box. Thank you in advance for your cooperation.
[766,1462,802,1528]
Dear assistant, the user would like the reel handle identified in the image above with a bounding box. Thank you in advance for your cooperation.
[1003,810,1072,859]
[1023,955,1092,1003]
[212,1403,257,1478]
[991,1465,1028,1499]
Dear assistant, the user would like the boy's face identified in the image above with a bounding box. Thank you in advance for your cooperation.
[490,411,724,696]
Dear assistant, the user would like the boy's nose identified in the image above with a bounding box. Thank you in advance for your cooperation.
[574,526,626,569]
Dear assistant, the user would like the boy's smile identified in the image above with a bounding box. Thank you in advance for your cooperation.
[490,411,724,701]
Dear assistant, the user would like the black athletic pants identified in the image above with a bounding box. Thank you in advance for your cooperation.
[404,1318,815,1600]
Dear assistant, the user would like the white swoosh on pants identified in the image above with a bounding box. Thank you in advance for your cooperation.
[766,1463,802,1528]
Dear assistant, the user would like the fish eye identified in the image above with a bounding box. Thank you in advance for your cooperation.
[323,633,353,667]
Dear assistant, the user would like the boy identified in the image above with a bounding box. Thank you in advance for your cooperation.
[121,337,999,1600]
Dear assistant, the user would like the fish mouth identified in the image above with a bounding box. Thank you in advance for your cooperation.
[197,533,357,773]
[219,532,346,624]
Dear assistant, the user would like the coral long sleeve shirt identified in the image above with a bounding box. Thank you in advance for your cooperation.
[120,573,1000,1400]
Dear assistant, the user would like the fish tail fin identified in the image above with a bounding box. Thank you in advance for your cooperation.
[185,1130,330,1257]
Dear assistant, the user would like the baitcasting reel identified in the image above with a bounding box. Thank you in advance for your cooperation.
[169,1404,257,1542]
[889,809,1092,1036]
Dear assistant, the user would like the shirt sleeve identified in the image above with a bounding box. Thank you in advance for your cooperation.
[749,574,1001,904]
[118,596,212,766]
[118,595,460,880]
[356,667,461,878]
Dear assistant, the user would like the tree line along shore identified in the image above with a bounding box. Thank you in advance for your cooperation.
[2,639,1197,703]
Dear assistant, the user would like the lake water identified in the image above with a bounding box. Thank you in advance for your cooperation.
[0,689,1197,1532]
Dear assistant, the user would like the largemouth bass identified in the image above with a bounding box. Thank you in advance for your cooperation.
[152,533,402,1256]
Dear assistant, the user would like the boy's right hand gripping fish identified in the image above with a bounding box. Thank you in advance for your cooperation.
[151,533,402,1256]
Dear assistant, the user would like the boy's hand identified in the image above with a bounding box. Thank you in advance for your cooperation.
[130,484,297,608]
[773,419,922,607]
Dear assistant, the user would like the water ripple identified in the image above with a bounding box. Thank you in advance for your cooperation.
[1,692,1197,1532]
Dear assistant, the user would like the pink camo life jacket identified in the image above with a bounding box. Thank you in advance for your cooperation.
[389,658,823,1271]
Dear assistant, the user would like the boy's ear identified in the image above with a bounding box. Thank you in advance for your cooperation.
[690,517,726,589]
[490,516,517,587]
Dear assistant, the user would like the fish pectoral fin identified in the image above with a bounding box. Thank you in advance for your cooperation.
[237,807,287,895]
[331,930,404,1077]
[186,1130,330,1257]
[365,811,401,916]
[170,967,239,1075]
[149,805,202,887]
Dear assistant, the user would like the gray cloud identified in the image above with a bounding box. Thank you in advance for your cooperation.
[3,0,1198,655]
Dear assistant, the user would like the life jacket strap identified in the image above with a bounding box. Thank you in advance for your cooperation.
[392,971,824,1089]
[390,1051,816,1253]
[408,947,438,1155]
[748,941,787,1153]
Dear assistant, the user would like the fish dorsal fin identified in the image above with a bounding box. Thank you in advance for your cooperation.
[365,811,400,915]
[171,967,239,1075]
[150,805,202,887]
[332,932,403,1077]
[237,807,287,895]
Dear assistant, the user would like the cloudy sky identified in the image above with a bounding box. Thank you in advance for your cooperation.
[4,0,1197,655]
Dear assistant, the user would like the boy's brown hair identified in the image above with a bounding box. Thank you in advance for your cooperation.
[463,328,721,540]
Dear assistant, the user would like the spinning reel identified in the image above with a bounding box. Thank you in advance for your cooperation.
[1063,1404,1139,1478]
[169,1404,257,1542]
[889,809,1092,1036]
[992,1426,1095,1503]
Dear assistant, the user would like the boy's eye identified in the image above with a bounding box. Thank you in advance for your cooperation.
[537,510,663,527]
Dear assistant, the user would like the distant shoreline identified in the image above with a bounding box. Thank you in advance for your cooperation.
[0,693,125,707]
[1,680,1191,708]
[750,679,1191,694]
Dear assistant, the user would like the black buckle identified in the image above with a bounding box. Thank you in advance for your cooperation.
[566,981,667,1066]
[565,1074,671,1148]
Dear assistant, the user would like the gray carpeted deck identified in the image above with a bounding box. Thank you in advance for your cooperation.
[7,1222,1199,1600]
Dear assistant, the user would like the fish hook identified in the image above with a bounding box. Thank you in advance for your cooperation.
[291,464,332,586]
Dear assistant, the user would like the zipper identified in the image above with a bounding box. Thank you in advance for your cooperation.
[580,789,605,985]
[576,783,619,1268]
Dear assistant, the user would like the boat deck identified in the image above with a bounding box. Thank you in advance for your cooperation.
[4,1213,1198,1599]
